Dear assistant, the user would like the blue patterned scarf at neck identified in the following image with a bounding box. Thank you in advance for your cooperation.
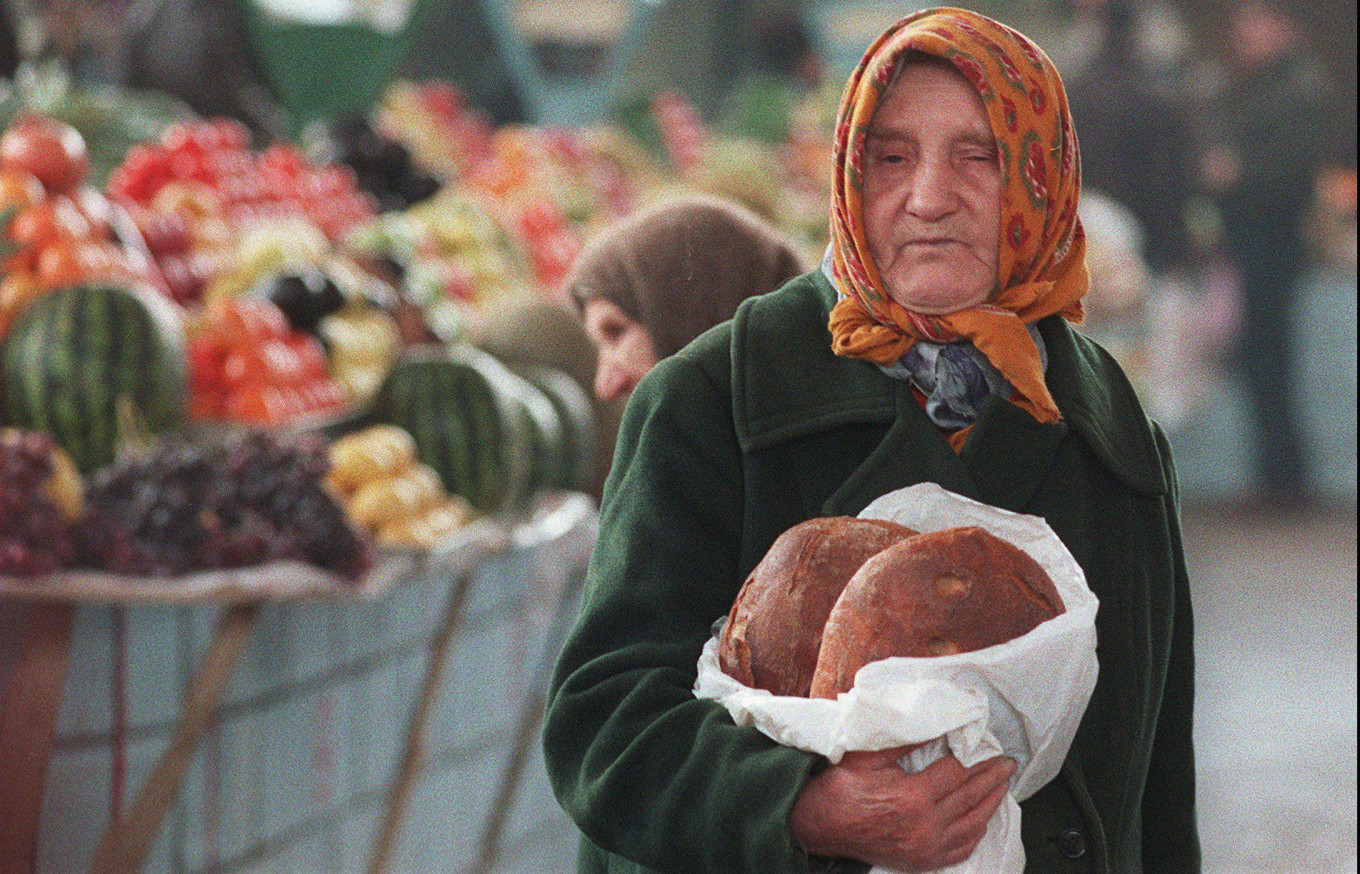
[823,249,1048,430]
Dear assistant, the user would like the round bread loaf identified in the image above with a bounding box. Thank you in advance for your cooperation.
[718,516,918,696]
[808,526,1065,699]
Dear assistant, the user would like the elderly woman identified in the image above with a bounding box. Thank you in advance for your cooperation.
[544,9,1198,874]
[567,195,809,402]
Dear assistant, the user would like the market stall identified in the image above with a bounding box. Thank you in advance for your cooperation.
[0,2,842,864]
[0,492,595,872]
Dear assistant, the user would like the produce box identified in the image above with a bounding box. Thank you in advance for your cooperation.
[0,494,595,872]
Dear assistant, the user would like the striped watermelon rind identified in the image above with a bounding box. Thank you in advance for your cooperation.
[374,345,534,516]
[1,283,188,473]
[500,368,566,496]
[506,362,597,492]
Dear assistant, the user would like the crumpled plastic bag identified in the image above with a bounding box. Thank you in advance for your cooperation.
[694,483,1099,873]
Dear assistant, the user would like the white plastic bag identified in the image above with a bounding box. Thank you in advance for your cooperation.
[694,483,1099,873]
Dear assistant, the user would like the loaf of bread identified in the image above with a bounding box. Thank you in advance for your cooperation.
[718,517,918,697]
[808,526,1064,699]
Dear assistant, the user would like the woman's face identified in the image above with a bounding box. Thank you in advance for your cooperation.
[581,297,660,403]
[861,58,1003,315]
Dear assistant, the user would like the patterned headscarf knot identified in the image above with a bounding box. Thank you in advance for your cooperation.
[826,7,1089,425]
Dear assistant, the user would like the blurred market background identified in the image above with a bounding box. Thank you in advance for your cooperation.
[0,0,1353,872]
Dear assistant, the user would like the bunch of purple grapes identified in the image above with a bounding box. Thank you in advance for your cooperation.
[215,431,371,579]
[76,439,226,576]
[78,431,371,580]
[0,430,77,578]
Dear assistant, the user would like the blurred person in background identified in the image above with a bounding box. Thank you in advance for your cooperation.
[0,0,19,81]
[30,0,124,84]
[115,0,291,143]
[1065,0,1197,281]
[1200,0,1336,507]
[566,194,808,404]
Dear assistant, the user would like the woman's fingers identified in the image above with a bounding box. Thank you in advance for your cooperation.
[936,755,1015,819]
[942,777,1012,852]
[913,753,1011,802]
[839,743,922,770]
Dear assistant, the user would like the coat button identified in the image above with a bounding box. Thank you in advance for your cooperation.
[1058,828,1087,860]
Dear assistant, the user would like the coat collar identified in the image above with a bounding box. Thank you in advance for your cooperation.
[730,271,1168,498]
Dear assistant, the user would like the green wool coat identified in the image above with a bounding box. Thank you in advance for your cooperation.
[543,272,1200,873]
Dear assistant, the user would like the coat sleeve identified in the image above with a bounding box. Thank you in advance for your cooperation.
[543,349,826,873]
[1140,422,1203,870]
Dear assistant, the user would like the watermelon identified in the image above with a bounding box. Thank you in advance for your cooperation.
[501,368,567,496]
[374,345,534,515]
[507,362,597,492]
[1,283,188,472]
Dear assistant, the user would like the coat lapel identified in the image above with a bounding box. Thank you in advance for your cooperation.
[730,273,1167,522]
[822,380,978,516]
[959,393,1069,512]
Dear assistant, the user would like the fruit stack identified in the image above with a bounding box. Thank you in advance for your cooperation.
[0,429,83,577]
[375,80,494,183]
[76,431,371,579]
[327,424,474,550]
[315,115,441,214]
[0,114,163,339]
[187,298,347,425]
[106,119,378,306]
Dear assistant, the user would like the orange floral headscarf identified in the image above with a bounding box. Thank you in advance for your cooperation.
[827,7,1088,425]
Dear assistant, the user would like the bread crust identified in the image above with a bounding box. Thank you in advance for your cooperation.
[808,526,1064,698]
[717,517,918,696]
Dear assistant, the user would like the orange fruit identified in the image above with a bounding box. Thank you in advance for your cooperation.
[0,167,44,215]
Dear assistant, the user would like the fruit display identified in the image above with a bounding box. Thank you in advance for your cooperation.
[76,431,371,579]
[506,362,597,494]
[375,81,494,183]
[1,113,90,193]
[1,283,188,473]
[372,346,546,516]
[105,119,378,306]
[327,424,475,549]
[0,114,167,338]
[0,73,838,586]
[2,59,196,188]
[0,429,83,577]
[187,297,347,425]
[311,115,442,213]
[343,188,530,340]
[317,302,403,403]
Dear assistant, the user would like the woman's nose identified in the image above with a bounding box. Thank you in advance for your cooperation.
[905,157,961,222]
[594,359,632,403]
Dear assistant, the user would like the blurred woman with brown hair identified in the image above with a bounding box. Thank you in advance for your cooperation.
[566,194,809,403]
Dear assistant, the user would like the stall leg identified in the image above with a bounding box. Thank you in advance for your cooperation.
[90,602,261,874]
[366,567,477,874]
[0,604,77,874]
[470,562,586,874]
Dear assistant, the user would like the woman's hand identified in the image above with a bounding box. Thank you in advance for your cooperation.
[789,747,1015,871]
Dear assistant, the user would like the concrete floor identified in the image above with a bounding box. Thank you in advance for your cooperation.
[497,502,1360,874]
[1187,502,1358,874]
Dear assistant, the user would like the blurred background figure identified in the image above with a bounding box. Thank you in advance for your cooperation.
[114,0,291,142]
[1065,0,1197,282]
[1199,0,1339,506]
[0,0,20,81]
[566,194,807,404]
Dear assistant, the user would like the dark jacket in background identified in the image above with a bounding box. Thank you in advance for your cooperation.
[115,0,290,142]
[1065,16,1197,274]
[0,0,19,81]
[544,272,1200,873]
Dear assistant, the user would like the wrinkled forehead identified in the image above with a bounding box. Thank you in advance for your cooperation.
[868,51,998,141]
